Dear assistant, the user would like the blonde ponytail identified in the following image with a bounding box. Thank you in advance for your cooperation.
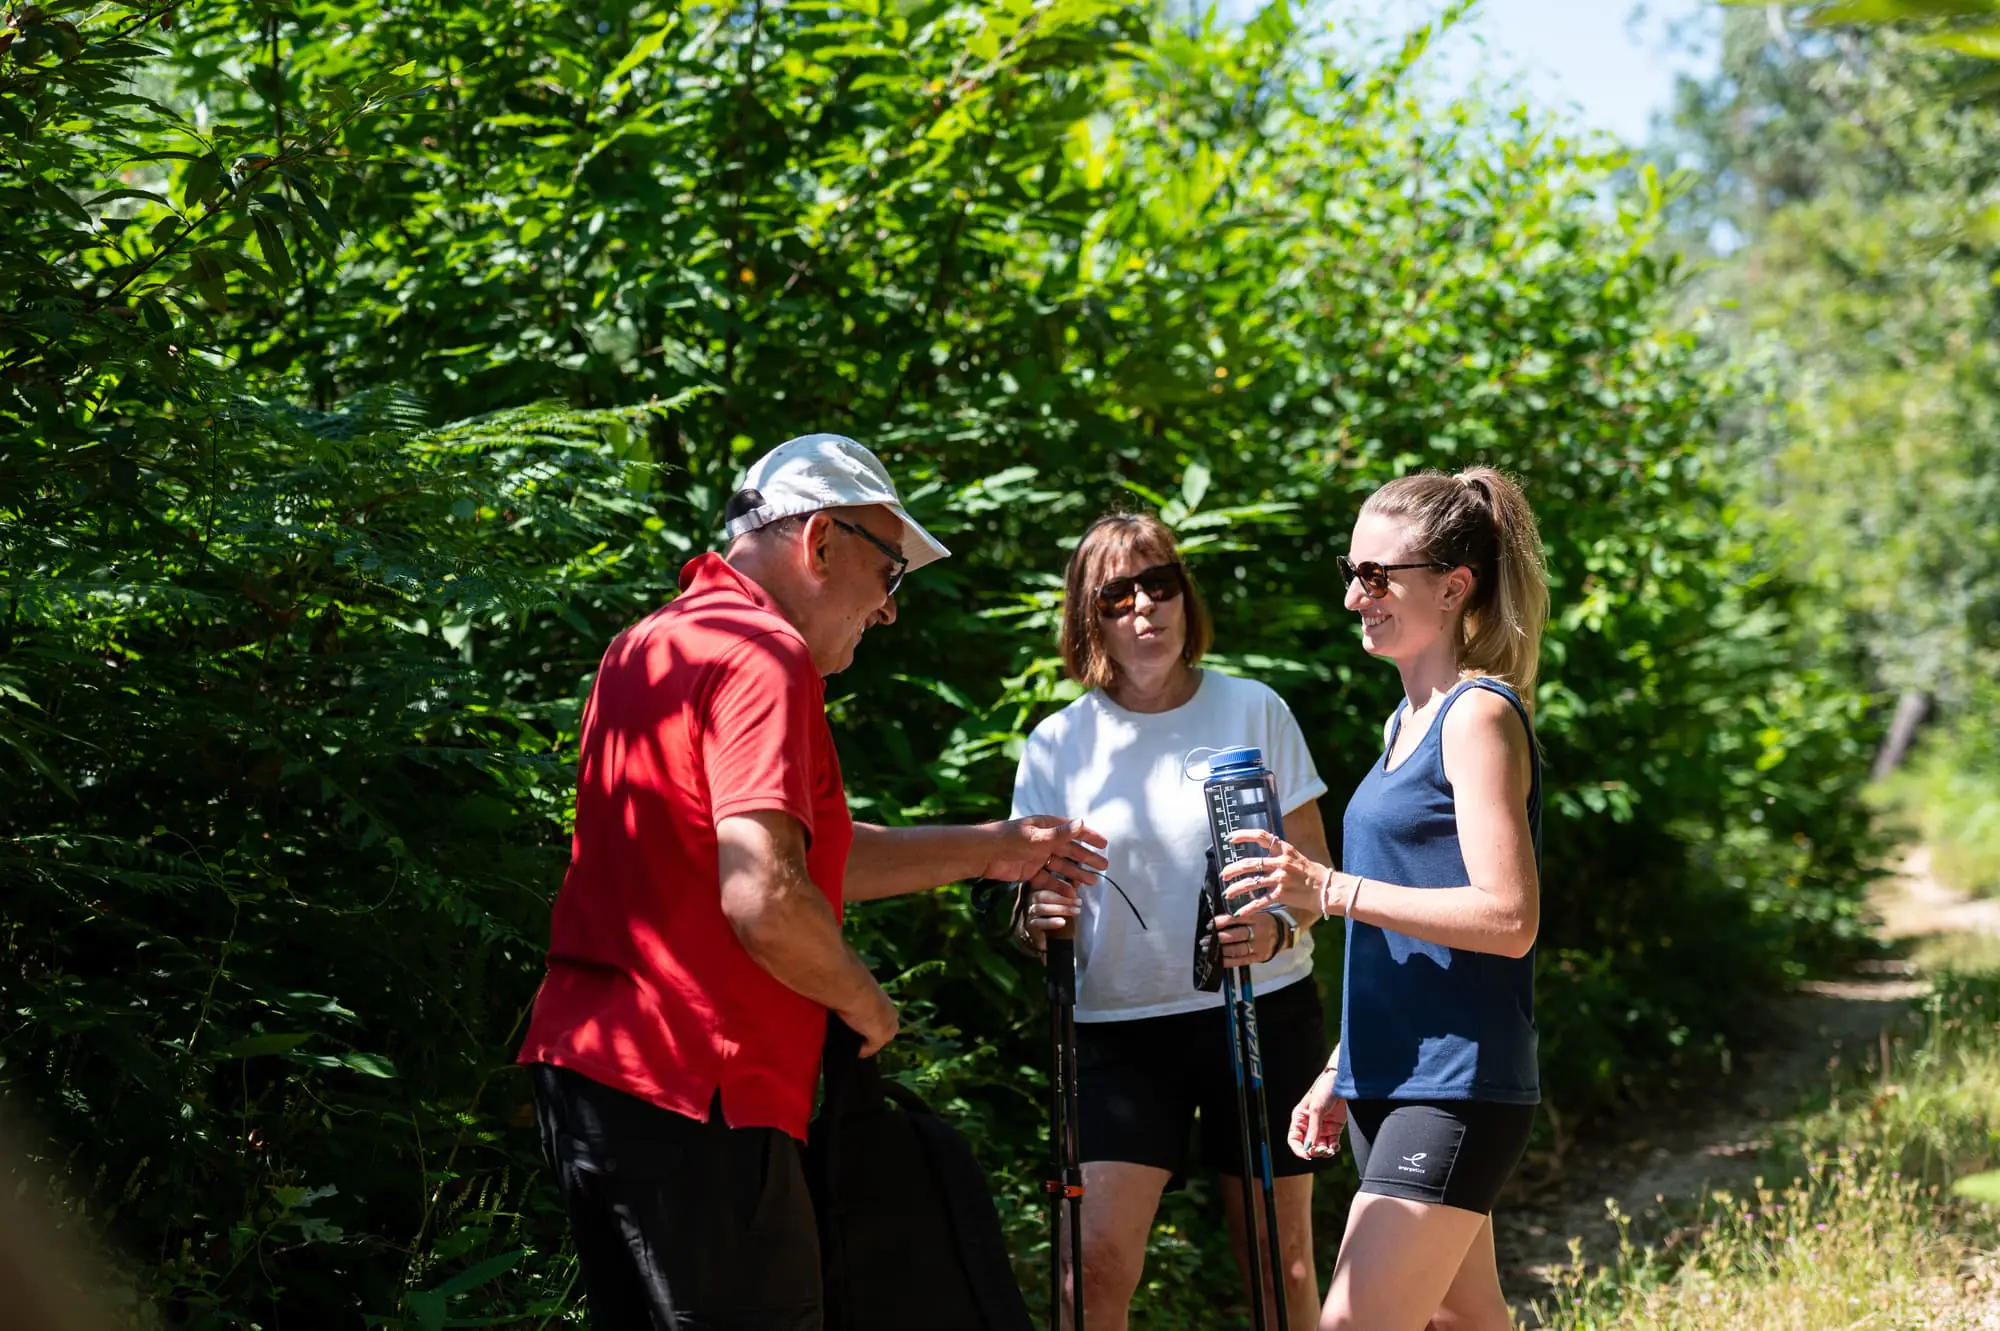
[1359,467,1550,707]
[1454,467,1549,704]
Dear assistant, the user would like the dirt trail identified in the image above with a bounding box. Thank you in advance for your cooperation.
[1495,849,1999,1324]
[1880,846,2000,940]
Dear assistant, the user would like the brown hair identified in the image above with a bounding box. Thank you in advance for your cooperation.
[1361,467,1550,705]
[1058,513,1212,690]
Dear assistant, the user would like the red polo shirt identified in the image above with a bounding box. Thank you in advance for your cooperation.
[518,553,853,1140]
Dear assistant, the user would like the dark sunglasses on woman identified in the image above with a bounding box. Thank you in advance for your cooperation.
[1096,562,1184,618]
[1337,555,1456,599]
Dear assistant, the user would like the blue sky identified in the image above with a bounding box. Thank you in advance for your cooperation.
[1310,0,1722,146]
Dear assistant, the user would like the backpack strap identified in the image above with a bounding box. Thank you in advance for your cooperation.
[815,1015,884,1179]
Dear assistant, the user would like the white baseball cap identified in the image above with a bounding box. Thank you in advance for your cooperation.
[722,433,951,573]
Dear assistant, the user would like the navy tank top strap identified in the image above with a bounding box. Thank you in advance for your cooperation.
[1440,677,1542,863]
[1383,678,1477,771]
[1382,697,1409,753]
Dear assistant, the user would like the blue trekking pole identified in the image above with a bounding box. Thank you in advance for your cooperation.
[1202,747,1292,1331]
[1230,968,1288,1331]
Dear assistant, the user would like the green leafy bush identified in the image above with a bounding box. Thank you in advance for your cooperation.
[2,0,1883,1323]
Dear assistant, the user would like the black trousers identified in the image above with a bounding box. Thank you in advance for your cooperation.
[530,1064,822,1331]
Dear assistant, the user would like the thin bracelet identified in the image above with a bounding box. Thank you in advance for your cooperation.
[1317,863,1336,918]
[1348,875,1366,920]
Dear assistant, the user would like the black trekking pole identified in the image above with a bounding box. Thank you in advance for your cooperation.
[1234,970,1290,1331]
[1046,916,1085,1331]
[1220,964,1275,1331]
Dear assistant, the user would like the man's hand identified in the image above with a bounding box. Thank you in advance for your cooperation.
[835,980,900,1057]
[845,818,1109,903]
[982,816,1109,886]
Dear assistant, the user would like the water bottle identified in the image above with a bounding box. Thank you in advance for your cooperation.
[1201,746,1284,907]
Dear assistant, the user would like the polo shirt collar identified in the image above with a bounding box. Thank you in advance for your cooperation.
[678,551,786,619]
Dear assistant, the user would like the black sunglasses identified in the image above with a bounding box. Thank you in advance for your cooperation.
[828,516,909,596]
[1337,555,1456,599]
[1096,562,1185,618]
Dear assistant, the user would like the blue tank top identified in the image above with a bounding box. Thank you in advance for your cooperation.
[1333,677,1541,1104]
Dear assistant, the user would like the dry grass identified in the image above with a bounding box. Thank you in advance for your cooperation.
[1530,968,2000,1330]
[1875,755,2000,901]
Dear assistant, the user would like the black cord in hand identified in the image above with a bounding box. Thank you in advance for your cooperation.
[1099,871,1149,932]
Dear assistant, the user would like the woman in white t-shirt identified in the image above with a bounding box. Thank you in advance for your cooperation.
[1014,512,1336,1330]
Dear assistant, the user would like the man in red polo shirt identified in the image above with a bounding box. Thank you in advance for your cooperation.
[519,434,1108,1330]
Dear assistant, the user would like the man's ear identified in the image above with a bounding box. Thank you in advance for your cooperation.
[798,511,836,585]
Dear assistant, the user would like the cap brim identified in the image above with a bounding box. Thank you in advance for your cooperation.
[889,506,950,573]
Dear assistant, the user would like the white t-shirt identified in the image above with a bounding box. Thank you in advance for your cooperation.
[1009,670,1328,1022]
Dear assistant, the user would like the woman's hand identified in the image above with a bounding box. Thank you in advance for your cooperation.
[1288,1061,1347,1160]
[1211,908,1280,968]
[1219,828,1328,919]
[1016,861,1083,950]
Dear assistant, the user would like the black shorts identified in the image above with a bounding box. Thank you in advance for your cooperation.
[1345,1098,1535,1214]
[530,1063,822,1331]
[1077,976,1334,1184]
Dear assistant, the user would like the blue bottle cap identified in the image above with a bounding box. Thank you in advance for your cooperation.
[1206,745,1264,776]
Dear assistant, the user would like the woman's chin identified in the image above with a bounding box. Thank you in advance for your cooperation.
[1111,641,1188,676]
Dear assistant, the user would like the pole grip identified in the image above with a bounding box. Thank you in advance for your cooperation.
[1046,936,1076,1007]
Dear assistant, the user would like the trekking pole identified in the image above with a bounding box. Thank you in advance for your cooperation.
[1197,747,1291,1330]
[1046,916,1085,1331]
[1219,964,1273,1331]
[1235,970,1290,1331]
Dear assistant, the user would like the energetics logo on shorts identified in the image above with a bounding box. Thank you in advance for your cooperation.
[1397,1151,1428,1175]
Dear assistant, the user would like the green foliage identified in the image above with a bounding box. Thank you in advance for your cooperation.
[4,383,684,1321]
[1955,1169,2000,1205]
[1734,0,2000,74]
[1663,15,2000,709]
[2,0,1884,1323]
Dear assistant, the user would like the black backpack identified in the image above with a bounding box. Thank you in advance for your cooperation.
[805,1018,1036,1331]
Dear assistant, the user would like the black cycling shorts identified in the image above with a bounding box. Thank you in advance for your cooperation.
[1076,976,1335,1184]
[1345,1098,1535,1214]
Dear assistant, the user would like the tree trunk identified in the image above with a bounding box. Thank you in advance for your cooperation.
[1871,688,1931,782]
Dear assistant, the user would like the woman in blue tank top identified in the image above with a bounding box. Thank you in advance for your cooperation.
[1222,467,1549,1331]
